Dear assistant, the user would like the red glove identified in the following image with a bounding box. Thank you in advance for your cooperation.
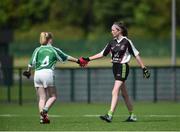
[77,57,89,67]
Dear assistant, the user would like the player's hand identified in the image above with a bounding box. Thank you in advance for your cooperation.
[142,67,150,79]
[23,70,31,79]
[77,57,90,67]
[82,57,90,62]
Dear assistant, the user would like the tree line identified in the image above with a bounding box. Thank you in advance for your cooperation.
[0,0,180,40]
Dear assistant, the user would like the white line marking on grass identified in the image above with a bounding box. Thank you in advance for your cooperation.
[0,114,21,117]
[144,114,180,118]
[0,114,180,118]
[83,115,100,117]
[84,114,180,118]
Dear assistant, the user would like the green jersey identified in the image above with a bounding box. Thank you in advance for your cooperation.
[29,44,68,70]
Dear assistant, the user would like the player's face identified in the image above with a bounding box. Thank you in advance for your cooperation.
[111,26,121,38]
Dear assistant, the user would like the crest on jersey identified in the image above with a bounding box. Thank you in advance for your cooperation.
[120,45,125,50]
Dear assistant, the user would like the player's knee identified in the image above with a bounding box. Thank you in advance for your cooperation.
[121,93,125,99]
[39,95,46,101]
[121,92,128,100]
[112,89,119,96]
[54,96,57,101]
[51,96,57,102]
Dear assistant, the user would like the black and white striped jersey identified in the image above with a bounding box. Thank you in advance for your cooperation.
[100,37,139,64]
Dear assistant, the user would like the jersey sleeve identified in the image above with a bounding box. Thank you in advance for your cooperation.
[53,47,68,62]
[100,43,111,56]
[127,40,139,57]
[28,47,40,68]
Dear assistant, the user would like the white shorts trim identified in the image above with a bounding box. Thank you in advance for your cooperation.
[34,69,55,88]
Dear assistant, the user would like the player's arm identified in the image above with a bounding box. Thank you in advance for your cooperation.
[135,55,150,78]
[82,43,111,62]
[67,56,79,64]
[127,41,146,69]
[135,55,145,69]
[23,63,32,79]
[128,40,150,78]
[23,48,39,79]
[88,53,104,61]
[77,53,104,67]
[53,47,81,64]
[66,55,92,68]
[54,47,69,62]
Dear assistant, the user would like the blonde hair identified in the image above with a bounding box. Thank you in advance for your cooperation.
[39,32,53,45]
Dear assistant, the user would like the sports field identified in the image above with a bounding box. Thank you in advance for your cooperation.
[14,57,180,67]
[0,102,180,131]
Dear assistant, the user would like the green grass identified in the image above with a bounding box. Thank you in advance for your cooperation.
[0,102,180,131]
[14,57,180,68]
[2,56,180,130]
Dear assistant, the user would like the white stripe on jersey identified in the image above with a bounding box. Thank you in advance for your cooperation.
[120,37,139,63]
[100,43,109,55]
[120,48,131,63]
[127,38,139,56]
[31,47,41,67]
[52,46,68,62]
[51,47,63,62]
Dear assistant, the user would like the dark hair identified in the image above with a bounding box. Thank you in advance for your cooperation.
[113,22,128,36]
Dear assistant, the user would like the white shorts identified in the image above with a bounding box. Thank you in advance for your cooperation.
[34,69,55,88]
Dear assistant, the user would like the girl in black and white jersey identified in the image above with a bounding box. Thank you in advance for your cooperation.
[82,22,150,122]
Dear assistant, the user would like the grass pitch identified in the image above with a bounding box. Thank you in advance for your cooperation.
[0,102,180,131]
[14,57,180,68]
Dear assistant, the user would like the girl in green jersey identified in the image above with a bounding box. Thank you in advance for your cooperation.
[23,32,82,124]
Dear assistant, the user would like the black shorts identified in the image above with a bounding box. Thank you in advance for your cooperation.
[112,63,129,81]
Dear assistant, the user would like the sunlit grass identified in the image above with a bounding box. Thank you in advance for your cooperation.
[0,102,180,131]
[14,57,180,68]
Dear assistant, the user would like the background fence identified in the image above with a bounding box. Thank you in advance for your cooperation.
[0,66,180,105]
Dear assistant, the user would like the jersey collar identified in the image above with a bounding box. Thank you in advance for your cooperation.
[115,36,125,43]
[40,43,52,47]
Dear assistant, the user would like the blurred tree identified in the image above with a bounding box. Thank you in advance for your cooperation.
[0,0,50,30]
[0,0,16,29]
[0,0,179,39]
[133,0,171,38]
[93,0,136,30]
[49,0,94,36]
[176,0,180,37]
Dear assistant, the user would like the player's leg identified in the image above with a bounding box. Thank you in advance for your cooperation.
[44,86,57,112]
[110,80,123,113]
[100,80,123,122]
[36,87,48,123]
[121,83,137,122]
[121,83,133,112]
[40,69,56,124]
[40,87,56,124]
[36,87,46,113]
[40,88,50,124]
[42,68,57,112]
[34,71,46,113]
